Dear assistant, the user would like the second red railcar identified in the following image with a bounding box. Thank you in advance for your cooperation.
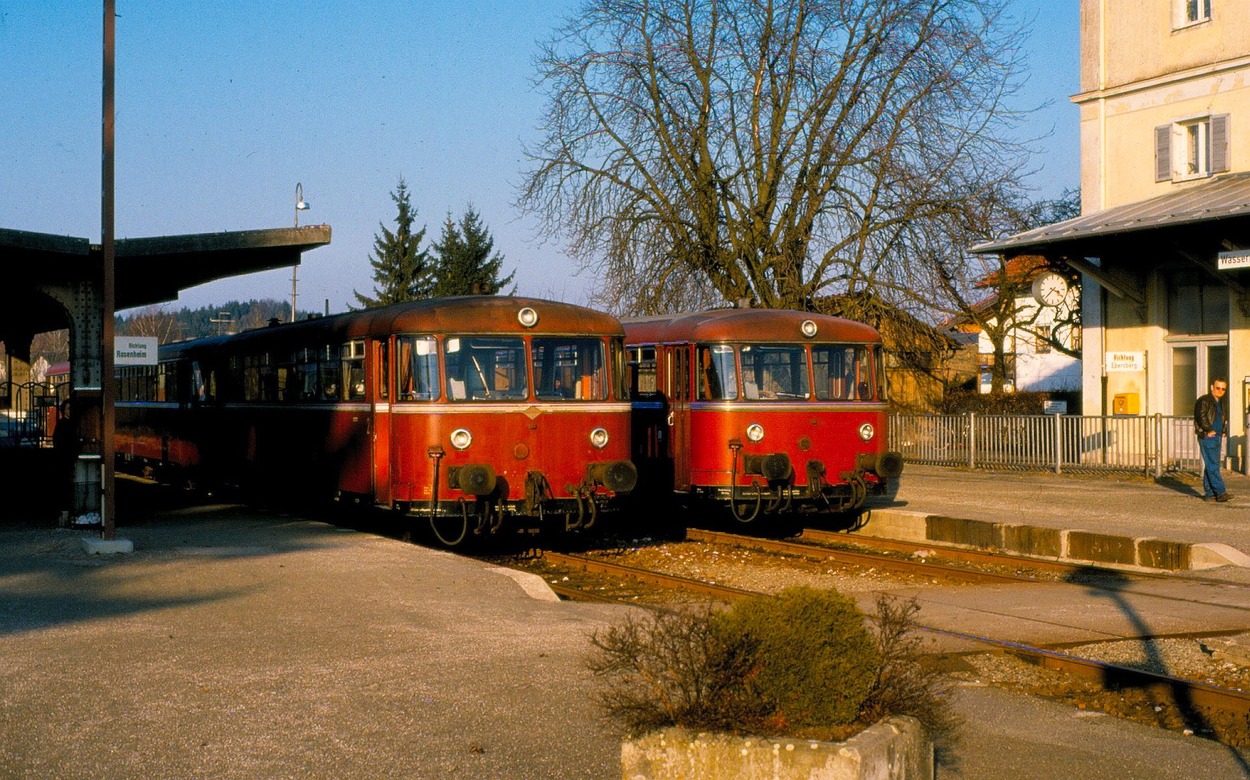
[624,307,903,524]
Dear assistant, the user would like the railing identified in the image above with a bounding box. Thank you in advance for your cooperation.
[890,413,1203,476]
[0,381,63,447]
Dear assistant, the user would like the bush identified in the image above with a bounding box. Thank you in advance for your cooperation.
[713,587,878,733]
[587,589,957,743]
[586,604,759,735]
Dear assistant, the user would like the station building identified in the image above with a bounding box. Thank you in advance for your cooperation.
[974,0,1250,471]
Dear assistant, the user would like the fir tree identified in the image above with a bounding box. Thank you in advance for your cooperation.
[353,178,433,308]
[430,207,515,296]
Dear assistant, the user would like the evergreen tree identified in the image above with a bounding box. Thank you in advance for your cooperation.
[353,178,433,308]
[430,207,515,296]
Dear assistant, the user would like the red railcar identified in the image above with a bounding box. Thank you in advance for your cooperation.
[115,297,637,547]
[624,308,902,524]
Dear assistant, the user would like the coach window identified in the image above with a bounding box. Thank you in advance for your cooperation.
[444,336,528,401]
[318,345,339,400]
[397,336,439,401]
[342,340,366,401]
[629,346,658,399]
[697,345,738,401]
[741,345,809,400]
[532,337,607,400]
[377,341,389,401]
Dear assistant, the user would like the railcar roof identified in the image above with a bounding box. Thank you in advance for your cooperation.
[622,308,881,345]
[160,297,623,357]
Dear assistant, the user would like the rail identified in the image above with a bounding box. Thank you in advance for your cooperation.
[890,413,1202,477]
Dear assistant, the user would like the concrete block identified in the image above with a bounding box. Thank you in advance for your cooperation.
[1066,531,1135,565]
[856,509,930,543]
[621,717,932,780]
[996,524,1062,558]
[1190,543,1250,570]
[924,515,995,549]
[81,537,134,555]
[488,566,560,602]
[1135,539,1189,571]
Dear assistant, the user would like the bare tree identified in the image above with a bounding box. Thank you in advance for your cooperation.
[120,306,183,344]
[520,0,1033,316]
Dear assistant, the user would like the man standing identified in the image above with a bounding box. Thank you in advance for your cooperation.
[1194,378,1233,502]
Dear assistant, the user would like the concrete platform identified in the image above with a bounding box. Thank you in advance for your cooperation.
[6,471,1250,778]
[857,465,1250,572]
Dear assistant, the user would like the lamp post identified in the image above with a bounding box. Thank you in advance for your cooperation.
[291,183,310,322]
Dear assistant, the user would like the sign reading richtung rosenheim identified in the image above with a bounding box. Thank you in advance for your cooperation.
[115,337,158,366]
[1218,249,1250,271]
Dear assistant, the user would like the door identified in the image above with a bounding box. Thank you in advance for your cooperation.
[667,345,691,490]
[1171,341,1228,416]
[372,338,392,504]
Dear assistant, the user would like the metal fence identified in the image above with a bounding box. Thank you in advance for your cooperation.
[0,381,62,447]
[889,413,1203,476]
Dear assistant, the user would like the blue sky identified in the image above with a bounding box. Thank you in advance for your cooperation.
[0,0,1080,314]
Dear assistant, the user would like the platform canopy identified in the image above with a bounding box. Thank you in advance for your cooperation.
[971,172,1250,261]
[0,224,331,339]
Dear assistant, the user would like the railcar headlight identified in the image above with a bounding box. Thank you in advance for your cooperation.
[517,307,539,328]
[450,428,473,450]
[746,423,765,443]
[589,427,610,449]
[858,423,875,442]
[800,319,818,338]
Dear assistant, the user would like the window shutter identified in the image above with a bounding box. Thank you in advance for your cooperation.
[1155,125,1172,182]
[1211,114,1230,173]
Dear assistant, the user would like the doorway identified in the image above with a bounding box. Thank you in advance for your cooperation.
[1170,341,1228,416]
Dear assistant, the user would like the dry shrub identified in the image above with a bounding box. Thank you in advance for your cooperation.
[588,589,959,744]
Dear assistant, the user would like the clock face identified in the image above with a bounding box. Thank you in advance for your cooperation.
[1032,271,1068,306]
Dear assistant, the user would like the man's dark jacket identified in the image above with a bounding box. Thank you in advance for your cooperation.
[1194,393,1226,438]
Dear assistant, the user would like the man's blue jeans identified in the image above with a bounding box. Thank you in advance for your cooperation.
[1200,435,1227,498]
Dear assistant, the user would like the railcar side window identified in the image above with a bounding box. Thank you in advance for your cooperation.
[611,338,627,401]
[697,345,738,401]
[444,337,528,401]
[813,345,873,401]
[629,346,658,399]
[315,345,338,400]
[341,340,366,401]
[531,337,607,400]
[741,345,809,400]
[397,336,439,401]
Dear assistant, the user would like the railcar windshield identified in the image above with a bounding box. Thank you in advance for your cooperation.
[397,336,440,401]
[697,345,738,400]
[740,345,810,400]
[444,336,528,401]
[813,344,875,401]
[531,337,608,400]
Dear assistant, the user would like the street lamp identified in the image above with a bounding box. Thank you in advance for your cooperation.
[292,183,310,321]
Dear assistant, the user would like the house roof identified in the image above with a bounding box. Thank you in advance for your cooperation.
[971,172,1250,256]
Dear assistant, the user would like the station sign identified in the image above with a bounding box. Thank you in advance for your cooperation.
[1105,351,1143,372]
[1217,249,1250,271]
[114,337,158,366]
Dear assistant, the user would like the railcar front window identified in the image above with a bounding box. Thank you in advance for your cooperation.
[741,345,809,400]
[697,345,738,400]
[397,336,439,401]
[813,345,874,401]
[532,337,607,400]
[444,337,528,401]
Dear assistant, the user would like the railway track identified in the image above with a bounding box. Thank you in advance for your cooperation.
[537,548,1250,724]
